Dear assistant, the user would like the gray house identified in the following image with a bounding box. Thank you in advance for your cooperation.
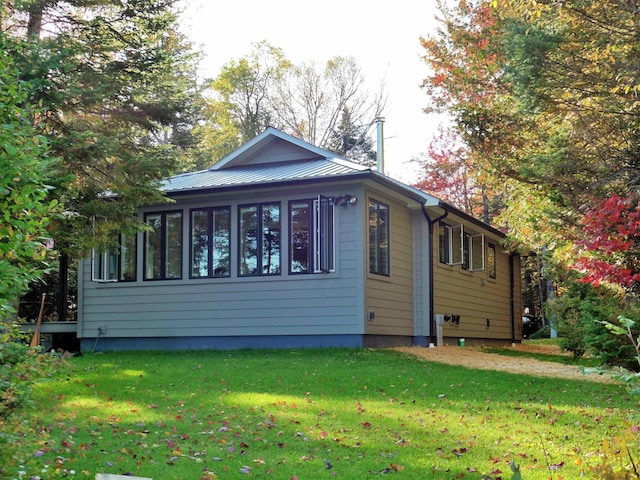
[78,127,522,351]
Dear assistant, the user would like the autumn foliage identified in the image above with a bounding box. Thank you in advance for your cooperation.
[417,0,640,294]
[573,195,640,291]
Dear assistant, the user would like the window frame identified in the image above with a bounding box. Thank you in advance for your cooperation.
[189,206,231,279]
[143,210,183,281]
[289,196,335,275]
[468,233,485,272]
[91,233,137,283]
[368,198,390,276]
[439,222,464,266]
[439,222,485,272]
[487,242,497,279]
[314,195,335,273]
[448,224,464,266]
[238,202,281,277]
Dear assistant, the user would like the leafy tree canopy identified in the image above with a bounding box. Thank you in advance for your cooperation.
[0,40,60,314]
[419,0,640,293]
[198,41,386,168]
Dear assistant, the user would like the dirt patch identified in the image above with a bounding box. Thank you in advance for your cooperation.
[393,344,619,384]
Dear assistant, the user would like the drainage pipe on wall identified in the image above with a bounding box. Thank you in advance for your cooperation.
[509,253,516,345]
[421,205,448,346]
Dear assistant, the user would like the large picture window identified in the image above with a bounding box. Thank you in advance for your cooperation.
[92,234,137,282]
[190,207,231,278]
[144,211,183,280]
[289,196,335,274]
[239,203,281,276]
[369,198,390,276]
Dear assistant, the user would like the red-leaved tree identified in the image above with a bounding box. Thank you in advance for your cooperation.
[572,195,640,292]
[412,127,485,217]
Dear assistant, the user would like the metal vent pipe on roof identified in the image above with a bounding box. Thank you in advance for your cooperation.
[376,117,385,174]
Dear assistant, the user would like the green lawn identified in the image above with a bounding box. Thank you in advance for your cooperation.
[2,348,638,479]
[480,347,602,368]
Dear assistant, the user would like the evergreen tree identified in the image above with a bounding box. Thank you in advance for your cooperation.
[4,0,203,256]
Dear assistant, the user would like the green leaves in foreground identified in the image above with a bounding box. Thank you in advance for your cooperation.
[3,349,638,479]
[0,39,60,314]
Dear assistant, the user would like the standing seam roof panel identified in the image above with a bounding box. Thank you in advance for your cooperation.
[162,158,369,193]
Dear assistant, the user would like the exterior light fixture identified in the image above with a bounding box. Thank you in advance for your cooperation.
[330,195,358,207]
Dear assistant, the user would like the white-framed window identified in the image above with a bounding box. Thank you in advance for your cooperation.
[439,222,463,265]
[289,195,335,274]
[92,234,137,282]
[463,232,485,271]
[439,222,485,271]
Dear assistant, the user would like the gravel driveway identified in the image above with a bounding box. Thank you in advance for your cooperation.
[393,343,618,384]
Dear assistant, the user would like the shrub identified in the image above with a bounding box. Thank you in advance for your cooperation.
[0,320,61,425]
[528,326,550,339]
[547,281,638,368]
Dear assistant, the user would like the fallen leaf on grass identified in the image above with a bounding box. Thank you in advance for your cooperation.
[453,447,468,456]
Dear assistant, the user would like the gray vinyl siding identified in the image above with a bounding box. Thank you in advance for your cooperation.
[412,210,430,338]
[79,186,365,339]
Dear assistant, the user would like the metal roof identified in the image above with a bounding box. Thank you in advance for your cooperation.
[161,157,370,194]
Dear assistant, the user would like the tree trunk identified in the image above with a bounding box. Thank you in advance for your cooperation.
[27,0,45,37]
[482,186,489,224]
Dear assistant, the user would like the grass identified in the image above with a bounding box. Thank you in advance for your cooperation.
[524,339,563,347]
[480,347,601,368]
[2,348,638,479]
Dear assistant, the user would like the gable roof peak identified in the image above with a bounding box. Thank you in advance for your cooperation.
[210,127,351,171]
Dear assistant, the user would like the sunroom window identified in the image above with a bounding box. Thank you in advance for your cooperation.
[144,211,183,280]
[289,195,335,274]
[92,234,137,282]
[190,207,231,278]
[239,203,281,276]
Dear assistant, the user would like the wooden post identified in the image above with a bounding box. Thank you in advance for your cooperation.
[30,293,46,347]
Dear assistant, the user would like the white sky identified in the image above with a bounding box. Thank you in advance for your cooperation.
[178,1,446,183]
